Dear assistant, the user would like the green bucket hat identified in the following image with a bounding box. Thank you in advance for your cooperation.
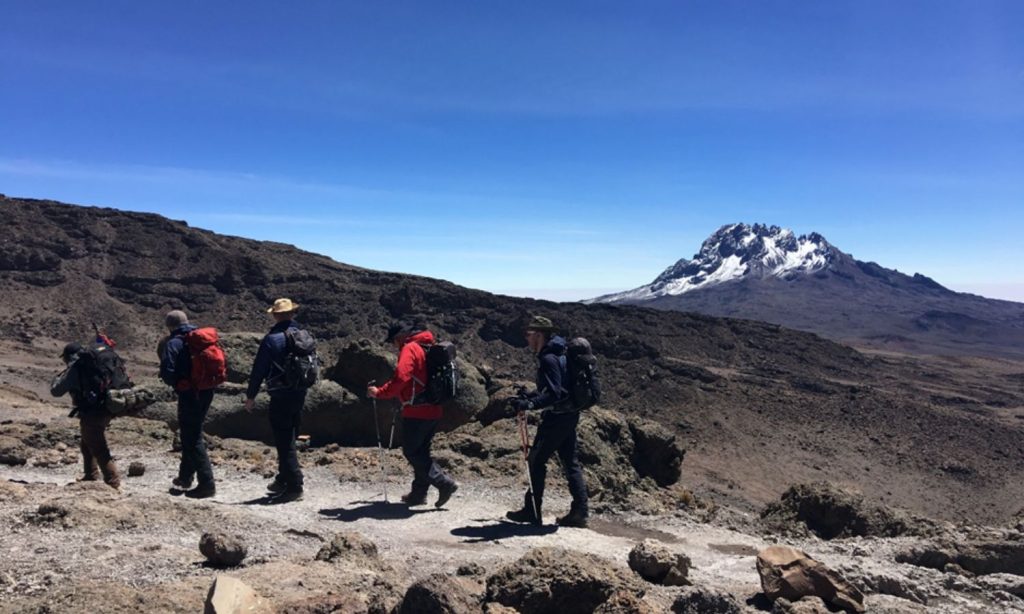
[525,315,557,332]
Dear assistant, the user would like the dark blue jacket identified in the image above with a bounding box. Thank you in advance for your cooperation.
[247,320,298,398]
[160,324,197,389]
[527,335,569,410]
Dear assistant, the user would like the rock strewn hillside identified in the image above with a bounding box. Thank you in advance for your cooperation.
[2,195,1024,523]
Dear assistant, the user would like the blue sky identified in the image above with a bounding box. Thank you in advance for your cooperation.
[2,1,1022,301]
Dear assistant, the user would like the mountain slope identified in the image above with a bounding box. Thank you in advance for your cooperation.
[592,223,1024,358]
[3,196,1024,523]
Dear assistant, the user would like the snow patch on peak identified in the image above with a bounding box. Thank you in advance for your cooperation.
[593,223,835,303]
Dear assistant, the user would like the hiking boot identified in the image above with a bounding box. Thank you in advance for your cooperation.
[434,482,458,508]
[273,489,304,503]
[401,491,428,506]
[505,506,542,526]
[266,477,288,494]
[185,483,216,499]
[556,509,589,528]
[171,477,193,491]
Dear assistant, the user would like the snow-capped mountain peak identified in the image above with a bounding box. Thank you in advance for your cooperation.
[596,223,835,302]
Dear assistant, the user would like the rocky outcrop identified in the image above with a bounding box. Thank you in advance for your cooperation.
[761,482,928,539]
[671,586,745,613]
[218,332,264,384]
[594,590,657,614]
[200,533,248,568]
[485,547,644,614]
[756,546,864,613]
[399,573,479,614]
[627,540,690,586]
[771,596,832,614]
[0,435,28,466]
[628,417,684,487]
[897,538,1024,576]
[315,531,380,564]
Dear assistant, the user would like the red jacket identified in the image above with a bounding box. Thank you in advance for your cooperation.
[376,330,443,420]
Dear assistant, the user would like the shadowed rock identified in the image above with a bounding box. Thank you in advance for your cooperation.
[671,586,744,613]
[399,573,480,614]
[761,482,928,539]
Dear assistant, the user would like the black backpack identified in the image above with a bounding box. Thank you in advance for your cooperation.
[565,337,601,410]
[76,344,132,409]
[415,341,458,404]
[271,328,320,390]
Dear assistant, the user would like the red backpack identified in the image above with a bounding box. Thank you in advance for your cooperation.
[176,327,227,391]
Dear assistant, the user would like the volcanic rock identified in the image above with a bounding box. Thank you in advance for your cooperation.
[594,589,657,614]
[200,532,248,568]
[204,575,272,614]
[485,547,644,614]
[771,596,831,614]
[398,573,479,614]
[0,435,28,466]
[127,461,146,477]
[761,482,926,539]
[670,586,745,613]
[315,531,380,564]
[756,546,864,613]
[627,539,691,585]
[218,332,264,384]
[627,417,684,487]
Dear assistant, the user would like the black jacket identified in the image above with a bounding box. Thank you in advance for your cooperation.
[527,335,570,410]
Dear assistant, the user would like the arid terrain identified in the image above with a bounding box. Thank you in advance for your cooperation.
[2,196,1024,612]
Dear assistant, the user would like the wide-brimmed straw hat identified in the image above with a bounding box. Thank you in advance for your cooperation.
[267,298,299,314]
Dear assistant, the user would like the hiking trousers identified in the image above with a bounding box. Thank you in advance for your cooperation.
[79,410,120,488]
[177,389,215,488]
[269,391,306,491]
[402,417,454,496]
[526,410,589,516]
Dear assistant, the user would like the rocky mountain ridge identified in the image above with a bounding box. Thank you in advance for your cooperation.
[592,222,1024,359]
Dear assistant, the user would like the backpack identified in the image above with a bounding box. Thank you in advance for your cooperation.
[270,327,320,391]
[76,344,132,410]
[183,328,228,391]
[414,341,458,404]
[565,337,601,410]
[106,385,157,416]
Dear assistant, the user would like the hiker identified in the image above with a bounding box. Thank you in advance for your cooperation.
[243,298,314,503]
[367,320,458,508]
[160,310,217,499]
[50,340,123,490]
[505,316,589,528]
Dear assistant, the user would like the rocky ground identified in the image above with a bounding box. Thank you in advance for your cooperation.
[3,391,1024,612]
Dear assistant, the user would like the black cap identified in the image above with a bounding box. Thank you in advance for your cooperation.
[60,342,84,360]
[385,320,414,343]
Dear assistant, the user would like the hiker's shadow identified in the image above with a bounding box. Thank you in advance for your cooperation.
[319,500,441,522]
[451,520,558,543]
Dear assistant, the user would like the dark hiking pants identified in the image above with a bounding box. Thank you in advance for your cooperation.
[526,410,589,516]
[269,391,306,492]
[79,410,120,488]
[177,389,215,488]
[402,417,454,496]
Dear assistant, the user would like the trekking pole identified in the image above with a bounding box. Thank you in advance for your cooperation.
[369,380,388,503]
[516,410,539,520]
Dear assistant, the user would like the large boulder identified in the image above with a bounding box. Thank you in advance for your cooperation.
[438,357,489,431]
[756,546,864,613]
[627,540,691,586]
[218,332,263,384]
[204,575,272,614]
[485,547,644,614]
[627,417,684,487]
[594,590,657,614]
[399,573,479,614]
[771,597,832,614]
[761,482,927,539]
[200,532,248,568]
[476,381,532,426]
[326,339,396,391]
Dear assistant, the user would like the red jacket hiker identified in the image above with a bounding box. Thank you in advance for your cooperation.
[375,330,443,420]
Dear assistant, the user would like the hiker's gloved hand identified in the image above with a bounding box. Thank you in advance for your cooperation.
[510,398,533,412]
